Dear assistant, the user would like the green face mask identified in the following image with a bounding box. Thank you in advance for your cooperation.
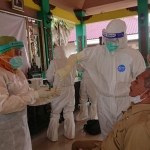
[106,43,119,52]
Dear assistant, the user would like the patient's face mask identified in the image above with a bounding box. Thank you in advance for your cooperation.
[131,90,149,104]
[106,38,119,52]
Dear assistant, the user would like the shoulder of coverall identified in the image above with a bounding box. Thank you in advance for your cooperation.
[51,57,67,65]
[80,44,105,55]
[53,46,66,59]
[0,66,25,83]
[0,66,24,76]
[49,59,55,65]
[78,45,105,64]
[0,67,7,78]
[120,45,143,58]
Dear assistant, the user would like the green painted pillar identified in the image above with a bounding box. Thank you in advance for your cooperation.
[138,0,149,64]
[37,0,53,70]
[74,10,87,52]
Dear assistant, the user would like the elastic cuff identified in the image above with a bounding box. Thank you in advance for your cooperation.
[34,91,39,99]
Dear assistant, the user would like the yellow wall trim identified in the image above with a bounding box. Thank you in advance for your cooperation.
[24,0,40,10]
[51,7,80,24]
[6,0,40,10]
[84,9,138,24]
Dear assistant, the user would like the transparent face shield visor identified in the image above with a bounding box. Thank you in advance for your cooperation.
[102,29,124,39]
[102,29,124,51]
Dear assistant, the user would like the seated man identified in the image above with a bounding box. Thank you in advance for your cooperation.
[72,67,150,150]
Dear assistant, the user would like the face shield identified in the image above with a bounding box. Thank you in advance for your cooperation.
[0,36,24,69]
[0,41,24,55]
[102,29,125,52]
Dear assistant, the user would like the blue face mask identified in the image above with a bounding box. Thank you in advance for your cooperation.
[9,56,23,69]
[106,42,119,52]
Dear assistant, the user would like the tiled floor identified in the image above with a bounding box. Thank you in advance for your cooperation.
[32,111,102,150]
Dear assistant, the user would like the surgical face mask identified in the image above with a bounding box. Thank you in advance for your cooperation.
[9,56,23,69]
[131,90,148,104]
[106,42,119,52]
[105,38,119,52]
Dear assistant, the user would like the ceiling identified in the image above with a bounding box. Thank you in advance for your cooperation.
[49,0,138,16]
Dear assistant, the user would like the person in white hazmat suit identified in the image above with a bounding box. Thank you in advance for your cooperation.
[46,46,76,142]
[55,19,146,139]
[0,36,61,150]
[76,64,97,121]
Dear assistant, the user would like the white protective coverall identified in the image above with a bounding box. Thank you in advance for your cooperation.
[46,46,76,141]
[56,19,146,139]
[76,64,97,121]
[0,36,61,150]
[0,67,60,150]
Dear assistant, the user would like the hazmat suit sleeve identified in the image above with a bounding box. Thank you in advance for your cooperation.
[46,61,55,85]
[28,86,61,106]
[131,51,146,79]
[56,47,95,81]
[0,76,61,114]
[0,76,30,114]
[55,53,82,80]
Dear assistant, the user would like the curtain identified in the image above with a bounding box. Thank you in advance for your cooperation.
[0,12,30,76]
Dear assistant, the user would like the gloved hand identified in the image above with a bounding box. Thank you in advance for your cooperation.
[56,53,82,81]
[55,65,71,81]
[47,86,62,99]
[34,87,52,99]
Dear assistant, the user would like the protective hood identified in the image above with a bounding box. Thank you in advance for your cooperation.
[53,46,66,59]
[104,19,128,49]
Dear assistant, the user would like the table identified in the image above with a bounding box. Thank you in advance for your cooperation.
[27,78,81,135]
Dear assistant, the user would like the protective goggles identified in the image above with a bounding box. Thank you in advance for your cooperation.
[0,41,24,54]
[102,29,124,39]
